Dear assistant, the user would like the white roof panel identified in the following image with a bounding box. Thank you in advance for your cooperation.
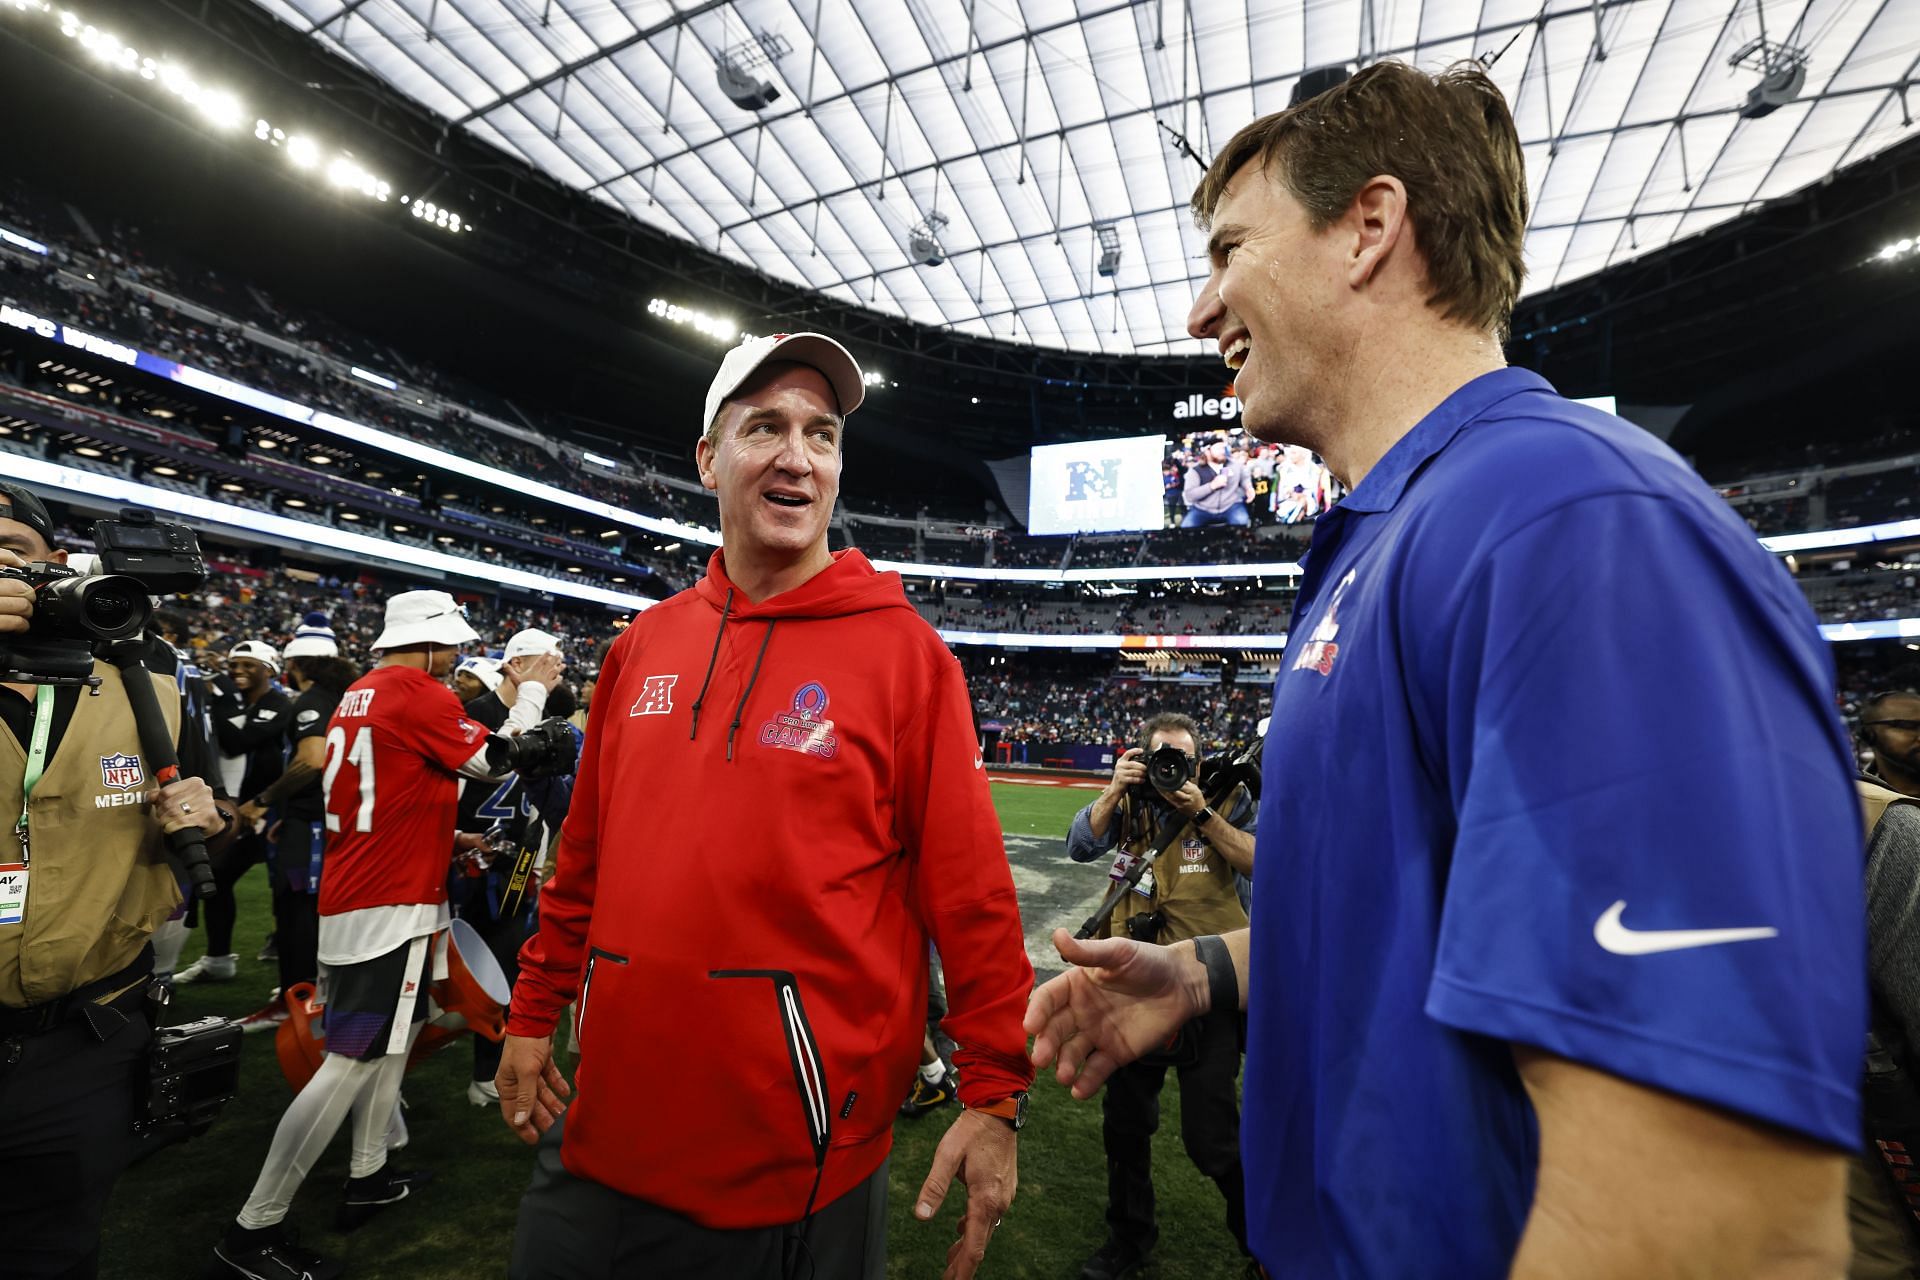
[254,0,1920,353]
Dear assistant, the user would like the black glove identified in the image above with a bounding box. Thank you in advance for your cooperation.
[500,716,579,779]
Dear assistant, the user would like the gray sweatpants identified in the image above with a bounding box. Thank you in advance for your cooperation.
[508,1119,888,1280]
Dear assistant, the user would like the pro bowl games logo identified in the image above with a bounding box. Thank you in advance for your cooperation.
[760,682,840,760]
[100,752,144,791]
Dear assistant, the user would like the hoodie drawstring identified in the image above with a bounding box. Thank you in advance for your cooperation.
[688,587,734,742]
[726,621,777,762]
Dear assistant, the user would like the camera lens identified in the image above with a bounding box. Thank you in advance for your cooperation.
[82,582,139,633]
[35,573,151,643]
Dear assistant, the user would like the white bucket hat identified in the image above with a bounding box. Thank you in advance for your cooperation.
[701,332,866,440]
[371,590,480,652]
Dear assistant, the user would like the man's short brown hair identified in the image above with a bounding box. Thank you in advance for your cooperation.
[1140,712,1203,755]
[1192,60,1529,336]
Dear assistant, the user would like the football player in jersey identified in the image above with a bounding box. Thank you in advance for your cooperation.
[213,591,577,1280]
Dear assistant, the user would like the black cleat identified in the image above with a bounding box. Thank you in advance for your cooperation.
[211,1225,341,1280]
[334,1165,434,1232]
[898,1071,956,1118]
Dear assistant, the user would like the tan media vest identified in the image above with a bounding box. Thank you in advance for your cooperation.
[1101,786,1252,946]
[0,660,182,1008]
[1860,776,1918,835]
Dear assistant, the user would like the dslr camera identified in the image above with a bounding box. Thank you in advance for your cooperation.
[0,510,207,684]
[1130,743,1197,804]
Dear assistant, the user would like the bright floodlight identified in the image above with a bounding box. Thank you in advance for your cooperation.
[199,90,243,129]
[286,135,320,169]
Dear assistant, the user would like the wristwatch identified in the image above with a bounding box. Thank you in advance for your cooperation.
[1192,806,1216,829]
[973,1091,1029,1131]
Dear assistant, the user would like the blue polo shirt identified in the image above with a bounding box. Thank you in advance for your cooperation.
[1244,369,1864,1276]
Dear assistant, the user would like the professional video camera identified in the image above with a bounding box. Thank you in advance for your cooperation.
[0,510,206,685]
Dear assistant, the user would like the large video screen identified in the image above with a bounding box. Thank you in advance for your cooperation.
[1167,429,1345,526]
[1028,434,1169,535]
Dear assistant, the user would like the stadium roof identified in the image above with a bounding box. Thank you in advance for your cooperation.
[250,0,1916,355]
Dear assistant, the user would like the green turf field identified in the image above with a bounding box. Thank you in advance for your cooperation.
[104,782,1246,1279]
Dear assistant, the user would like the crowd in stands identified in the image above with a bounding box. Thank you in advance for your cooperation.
[927,595,1295,637]
[1696,418,1920,484]
[1799,571,1920,625]
[966,668,1271,750]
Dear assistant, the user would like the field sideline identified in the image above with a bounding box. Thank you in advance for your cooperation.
[101,782,1247,1279]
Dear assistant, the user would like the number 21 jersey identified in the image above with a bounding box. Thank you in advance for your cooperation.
[318,664,490,916]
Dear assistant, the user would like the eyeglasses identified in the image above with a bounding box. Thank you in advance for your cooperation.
[1863,720,1920,733]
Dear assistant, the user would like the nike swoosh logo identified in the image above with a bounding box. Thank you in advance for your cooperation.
[974,755,984,770]
[1593,900,1779,956]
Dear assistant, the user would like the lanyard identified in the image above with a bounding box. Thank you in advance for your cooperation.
[14,684,53,863]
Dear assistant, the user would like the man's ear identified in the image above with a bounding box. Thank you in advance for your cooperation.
[49,548,67,566]
[1344,175,1409,292]
[695,437,718,493]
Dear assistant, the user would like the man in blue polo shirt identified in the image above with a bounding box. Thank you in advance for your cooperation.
[1027,60,1863,1278]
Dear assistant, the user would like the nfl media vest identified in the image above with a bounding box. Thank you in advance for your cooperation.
[1860,777,1917,834]
[0,660,182,1007]
[1103,788,1250,945]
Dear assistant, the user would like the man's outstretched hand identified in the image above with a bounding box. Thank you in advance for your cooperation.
[1024,928,1205,1099]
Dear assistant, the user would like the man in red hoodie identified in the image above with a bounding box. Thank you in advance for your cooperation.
[499,332,1036,1280]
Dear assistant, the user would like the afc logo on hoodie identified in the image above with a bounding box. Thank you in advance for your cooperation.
[630,675,678,717]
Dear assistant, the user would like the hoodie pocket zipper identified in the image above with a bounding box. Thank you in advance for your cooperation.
[710,968,830,1165]
[577,947,628,1049]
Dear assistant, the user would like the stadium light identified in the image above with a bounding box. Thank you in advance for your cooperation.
[8,2,462,229]
[1876,236,1918,264]
[646,297,745,343]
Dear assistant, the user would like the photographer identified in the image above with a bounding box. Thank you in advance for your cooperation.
[0,483,224,1279]
[1064,712,1254,1280]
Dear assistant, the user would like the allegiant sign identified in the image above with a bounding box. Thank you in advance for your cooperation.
[1171,393,1241,421]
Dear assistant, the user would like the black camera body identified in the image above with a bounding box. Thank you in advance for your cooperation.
[1131,743,1196,806]
[0,511,206,684]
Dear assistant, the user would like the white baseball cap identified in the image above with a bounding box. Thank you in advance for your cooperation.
[455,655,503,691]
[501,628,563,663]
[371,590,480,652]
[700,332,866,441]
[228,641,281,673]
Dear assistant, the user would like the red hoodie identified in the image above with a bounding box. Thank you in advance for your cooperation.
[510,548,1034,1228]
